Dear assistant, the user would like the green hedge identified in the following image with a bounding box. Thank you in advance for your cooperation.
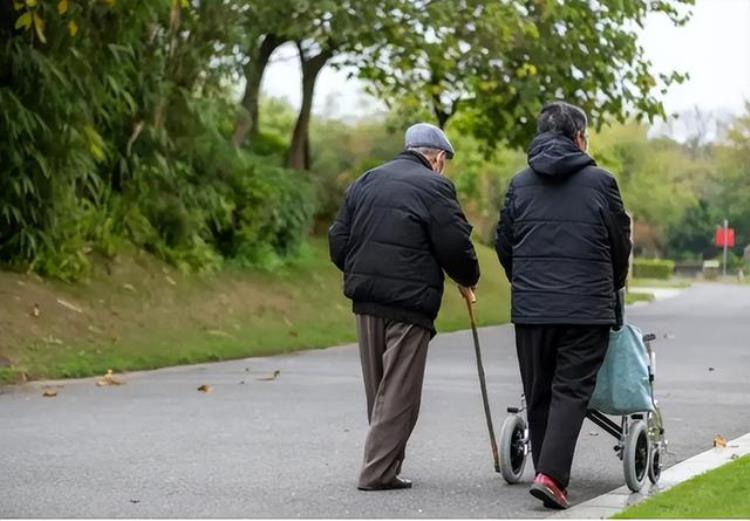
[633,258,675,279]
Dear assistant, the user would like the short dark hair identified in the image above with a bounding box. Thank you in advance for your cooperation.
[537,101,588,140]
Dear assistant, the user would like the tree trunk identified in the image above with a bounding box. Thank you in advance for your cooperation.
[433,98,451,130]
[0,1,13,86]
[287,43,333,171]
[232,34,282,147]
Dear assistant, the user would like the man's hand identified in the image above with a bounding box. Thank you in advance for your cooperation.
[458,285,477,303]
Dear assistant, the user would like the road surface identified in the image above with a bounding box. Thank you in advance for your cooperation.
[1,283,749,518]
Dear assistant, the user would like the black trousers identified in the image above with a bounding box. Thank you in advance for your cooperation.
[514,324,609,488]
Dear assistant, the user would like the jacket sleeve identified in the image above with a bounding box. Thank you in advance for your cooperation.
[604,176,632,290]
[494,183,515,281]
[426,180,480,287]
[328,187,352,272]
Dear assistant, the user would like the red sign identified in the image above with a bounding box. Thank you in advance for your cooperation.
[715,228,736,248]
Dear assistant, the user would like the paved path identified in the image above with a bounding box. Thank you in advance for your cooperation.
[1,283,749,518]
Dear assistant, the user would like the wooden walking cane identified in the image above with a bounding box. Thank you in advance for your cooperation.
[462,287,501,473]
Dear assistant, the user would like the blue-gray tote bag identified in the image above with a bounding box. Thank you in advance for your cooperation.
[589,324,654,415]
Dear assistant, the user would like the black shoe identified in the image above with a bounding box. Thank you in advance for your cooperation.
[358,477,412,491]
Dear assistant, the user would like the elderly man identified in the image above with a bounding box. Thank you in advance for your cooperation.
[329,123,480,491]
[495,102,631,509]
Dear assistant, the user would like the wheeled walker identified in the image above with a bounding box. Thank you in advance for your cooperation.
[498,333,666,492]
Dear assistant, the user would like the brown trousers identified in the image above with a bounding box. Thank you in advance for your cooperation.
[356,314,431,488]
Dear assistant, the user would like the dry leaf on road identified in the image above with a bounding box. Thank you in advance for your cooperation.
[96,369,125,387]
[32,303,40,317]
[197,384,212,393]
[42,388,58,398]
[713,434,728,448]
[257,370,280,382]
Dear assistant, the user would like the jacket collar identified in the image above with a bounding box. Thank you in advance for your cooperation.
[397,149,434,171]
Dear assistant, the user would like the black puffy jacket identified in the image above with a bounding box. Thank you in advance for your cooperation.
[495,132,631,325]
[329,150,480,334]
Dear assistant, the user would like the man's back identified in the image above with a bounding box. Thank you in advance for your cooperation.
[495,131,631,325]
[330,150,479,333]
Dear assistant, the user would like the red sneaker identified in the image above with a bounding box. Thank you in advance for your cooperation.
[530,473,568,510]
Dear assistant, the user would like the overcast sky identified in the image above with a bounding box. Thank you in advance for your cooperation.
[261,0,750,124]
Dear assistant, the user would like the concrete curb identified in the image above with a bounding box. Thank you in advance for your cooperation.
[550,432,750,519]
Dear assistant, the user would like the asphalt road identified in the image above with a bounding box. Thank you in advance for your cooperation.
[1,283,749,518]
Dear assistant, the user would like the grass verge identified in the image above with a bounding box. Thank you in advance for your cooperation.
[614,455,750,518]
[630,278,691,289]
[0,238,510,384]
[625,292,655,305]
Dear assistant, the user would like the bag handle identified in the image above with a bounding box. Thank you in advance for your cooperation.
[614,287,626,329]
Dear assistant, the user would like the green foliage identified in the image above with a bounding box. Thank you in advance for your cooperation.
[309,116,402,223]
[216,155,315,269]
[446,123,526,243]
[358,0,694,148]
[0,0,737,280]
[633,259,675,280]
[666,200,719,261]
[0,1,313,280]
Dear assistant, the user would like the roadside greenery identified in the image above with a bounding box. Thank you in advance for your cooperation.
[633,259,675,280]
[615,455,750,518]
[2,0,697,281]
[0,239,510,384]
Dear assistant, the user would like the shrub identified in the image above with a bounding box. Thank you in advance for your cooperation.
[633,258,675,279]
[211,153,315,269]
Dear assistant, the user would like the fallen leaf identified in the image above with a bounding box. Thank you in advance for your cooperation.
[122,283,136,293]
[87,325,104,335]
[257,370,280,382]
[165,276,177,286]
[130,498,140,504]
[32,304,40,317]
[197,384,212,393]
[96,369,125,387]
[708,367,715,372]
[56,298,83,313]
[588,431,599,437]
[713,435,728,448]
[731,453,740,460]
[42,389,58,398]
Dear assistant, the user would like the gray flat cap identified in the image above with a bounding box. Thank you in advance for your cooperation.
[405,123,455,159]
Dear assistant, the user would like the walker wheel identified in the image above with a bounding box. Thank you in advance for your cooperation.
[648,443,663,484]
[499,414,527,484]
[623,419,650,492]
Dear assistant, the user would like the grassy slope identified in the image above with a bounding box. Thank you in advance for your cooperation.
[615,455,750,518]
[0,238,510,383]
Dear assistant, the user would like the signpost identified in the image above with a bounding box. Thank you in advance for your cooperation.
[714,220,735,277]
